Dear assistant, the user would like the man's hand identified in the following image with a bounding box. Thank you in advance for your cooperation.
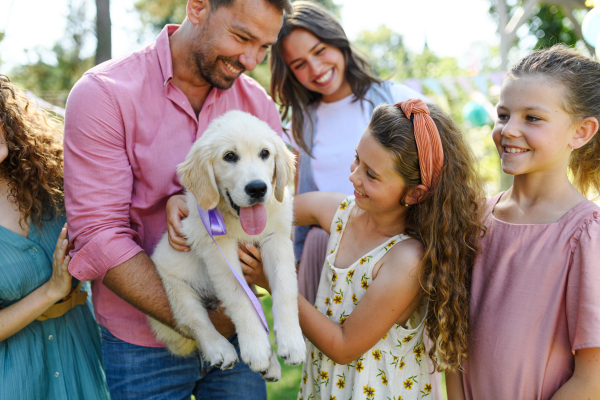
[166,194,190,252]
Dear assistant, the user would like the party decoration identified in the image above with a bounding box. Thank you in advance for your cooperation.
[462,101,492,127]
[582,8,600,47]
[472,75,490,95]
[404,78,422,94]
[422,78,445,96]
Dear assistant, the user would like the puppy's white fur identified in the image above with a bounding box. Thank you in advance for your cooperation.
[148,111,305,382]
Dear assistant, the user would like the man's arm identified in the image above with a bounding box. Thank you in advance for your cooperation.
[104,252,234,336]
[63,73,233,336]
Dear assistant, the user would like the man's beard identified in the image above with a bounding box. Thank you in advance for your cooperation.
[193,52,246,90]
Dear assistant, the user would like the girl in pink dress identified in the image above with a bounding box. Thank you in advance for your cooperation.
[447,46,600,399]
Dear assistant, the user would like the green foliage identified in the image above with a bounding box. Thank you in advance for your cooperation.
[258,288,304,400]
[9,0,94,106]
[134,0,187,32]
[529,5,578,49]
[354,25,408,80]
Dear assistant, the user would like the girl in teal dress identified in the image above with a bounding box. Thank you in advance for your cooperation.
[0,75,110,399]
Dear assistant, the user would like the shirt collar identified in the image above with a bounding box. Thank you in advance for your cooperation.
[156,24,179,88]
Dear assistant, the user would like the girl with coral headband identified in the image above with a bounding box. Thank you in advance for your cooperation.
[242,99,485,400]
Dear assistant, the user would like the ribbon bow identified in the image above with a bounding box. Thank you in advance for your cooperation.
[395,99,444,189]
[197,205,269,332]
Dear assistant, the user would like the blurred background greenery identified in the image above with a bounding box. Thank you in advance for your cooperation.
[1,0,596,194]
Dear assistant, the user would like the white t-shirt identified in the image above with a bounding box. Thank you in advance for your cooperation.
[286,83,426,195]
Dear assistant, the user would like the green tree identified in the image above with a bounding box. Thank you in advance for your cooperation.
[10,0,94,106]
[529,4,578,48]
[353,25,408,80]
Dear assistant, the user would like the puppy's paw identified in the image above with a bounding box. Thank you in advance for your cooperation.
[277,334,306,366]
[200,337,239,369]
[261,351,281,382]
[239,333,273,374]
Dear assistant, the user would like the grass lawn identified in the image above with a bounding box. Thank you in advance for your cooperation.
[258,287,303,400]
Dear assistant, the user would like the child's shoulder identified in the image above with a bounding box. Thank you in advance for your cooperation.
[375,235,424,278]
[570,204,600,251]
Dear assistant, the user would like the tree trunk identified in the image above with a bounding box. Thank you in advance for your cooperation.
[95,0,111,65]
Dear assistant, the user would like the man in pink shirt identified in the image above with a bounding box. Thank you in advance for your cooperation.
[63,0,291,398]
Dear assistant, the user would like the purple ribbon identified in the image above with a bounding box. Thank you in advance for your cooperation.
[197,205,269,332]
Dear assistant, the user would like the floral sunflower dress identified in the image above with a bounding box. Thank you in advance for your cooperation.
[298,196,431,400]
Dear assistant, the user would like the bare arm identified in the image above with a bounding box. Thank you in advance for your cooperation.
[293,191,347,232]
[103,252,235,337]
[242,238,423,364]
[445,370,466,400]
[0,225,73,342]
[551,347,600,400]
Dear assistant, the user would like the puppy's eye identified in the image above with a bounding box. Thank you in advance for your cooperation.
[223,152,238,162]
[260,149,270,160]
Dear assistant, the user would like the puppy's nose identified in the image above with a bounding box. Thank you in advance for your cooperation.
[245,181,267,199]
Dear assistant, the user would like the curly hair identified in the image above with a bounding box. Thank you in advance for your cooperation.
[269,1,381,155]
[507,45,600,199]
[369,103,486,372]
[0,75,64,226]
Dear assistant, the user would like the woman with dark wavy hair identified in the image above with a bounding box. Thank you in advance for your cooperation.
[269,1,425,305]
[0,75,109,399]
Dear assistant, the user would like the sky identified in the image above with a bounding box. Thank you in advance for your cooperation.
[0,0,502,72]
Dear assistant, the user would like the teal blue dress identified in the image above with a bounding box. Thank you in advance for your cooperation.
[0,212,110,400]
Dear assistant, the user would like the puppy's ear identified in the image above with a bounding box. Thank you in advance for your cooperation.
[178,142,220,210]
[272,137,296,202]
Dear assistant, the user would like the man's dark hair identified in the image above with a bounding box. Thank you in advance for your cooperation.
[210,0,293,15]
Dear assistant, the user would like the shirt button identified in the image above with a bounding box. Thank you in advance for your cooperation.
[54,372,60,378]
[48,335,54,340]
[31,247,38,252]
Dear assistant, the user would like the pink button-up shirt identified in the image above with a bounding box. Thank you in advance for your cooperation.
[64,25,283,347]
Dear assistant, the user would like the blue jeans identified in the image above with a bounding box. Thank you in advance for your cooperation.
[100,326,267,400]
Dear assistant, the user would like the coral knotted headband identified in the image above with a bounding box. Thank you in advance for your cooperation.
[395,99,444,189]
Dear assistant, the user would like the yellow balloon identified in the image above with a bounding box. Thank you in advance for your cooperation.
[586,0,595,7]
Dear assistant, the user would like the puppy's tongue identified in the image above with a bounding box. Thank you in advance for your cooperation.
[239,204,267,235]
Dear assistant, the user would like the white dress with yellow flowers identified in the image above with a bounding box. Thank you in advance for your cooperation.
[298,196,432,400]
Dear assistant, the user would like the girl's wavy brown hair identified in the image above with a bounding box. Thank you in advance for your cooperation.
[507,45,600,199]
[369,103,486,372]
[0,75,64,226]
[269,1,381,156]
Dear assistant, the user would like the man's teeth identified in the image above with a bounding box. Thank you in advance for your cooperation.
[316,69,333,84]
[224,61,241,74]
[504,147,528,153]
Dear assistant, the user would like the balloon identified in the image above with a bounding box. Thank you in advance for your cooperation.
[462,101,492,127]
[582,8,600,47]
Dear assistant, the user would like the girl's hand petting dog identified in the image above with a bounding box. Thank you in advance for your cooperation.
[239,244,271,294]
[166,194,190,252]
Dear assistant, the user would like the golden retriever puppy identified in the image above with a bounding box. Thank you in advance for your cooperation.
[148,111,305,381]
